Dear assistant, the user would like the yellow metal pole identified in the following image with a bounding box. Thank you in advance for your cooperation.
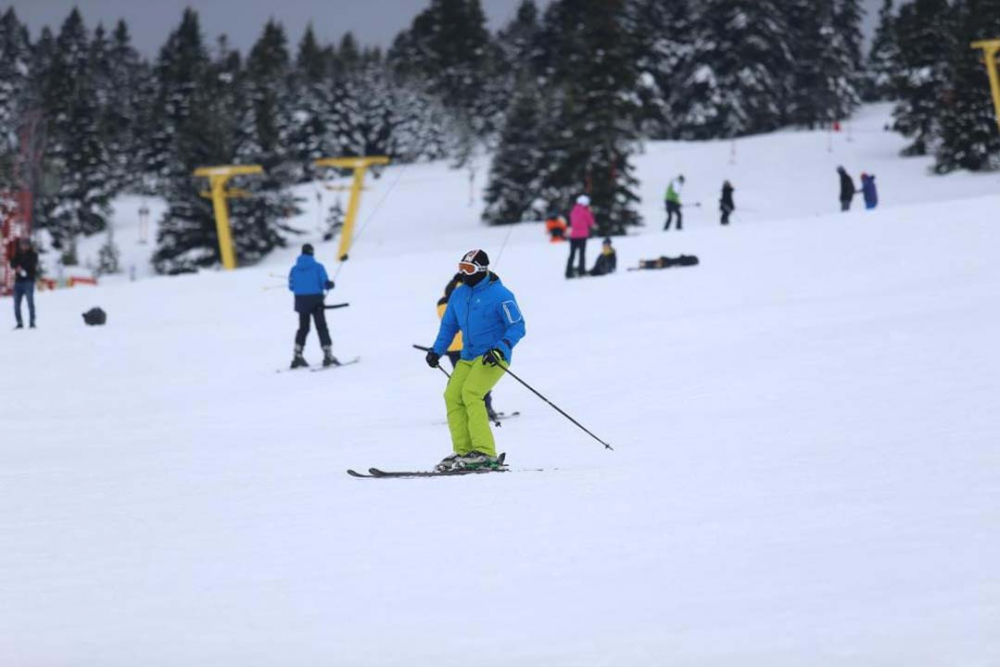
[209,177,238,270]
[971,40,1000,131]
[314,156,390,261]
[193,165,263,271]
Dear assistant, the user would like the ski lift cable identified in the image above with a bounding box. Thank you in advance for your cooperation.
[333,161,409,280]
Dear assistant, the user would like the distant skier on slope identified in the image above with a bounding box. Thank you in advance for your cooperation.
[288,244,337,369]
[10,237,38,330]
[566,195,595,278]
[861,173,878,210]
[425,249,525,472]
[437,272,500,421]
[545,211,568,243]
[664,175,685,230]
[720,180,735,226]
[837,166,856,212]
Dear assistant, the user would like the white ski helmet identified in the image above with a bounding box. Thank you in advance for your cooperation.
[576,194,590,206]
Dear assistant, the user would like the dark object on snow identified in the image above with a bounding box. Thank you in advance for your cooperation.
[633,255,700,270]
[82,307,107,326]
[589,239,617,276]
[837,166,856,211]
[720,181,735,225]
[861,173,878,210]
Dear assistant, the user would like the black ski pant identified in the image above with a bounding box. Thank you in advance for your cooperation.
[840,198,852,212]
[447,351,495,414]
[720,206,732,225]
[665,201,682,230]
[295,303,331,348]
[13,280,35,326]
[566,238,587,277]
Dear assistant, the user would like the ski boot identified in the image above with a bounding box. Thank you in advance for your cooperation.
[455,451,504,471]
[435,453,461,472]
[290,345,309,369]
[322,345,340,368]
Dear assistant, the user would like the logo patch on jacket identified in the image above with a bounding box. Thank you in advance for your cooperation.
[502,301,522,324]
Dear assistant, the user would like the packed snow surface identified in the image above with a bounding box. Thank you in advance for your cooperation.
[2,105,998,665]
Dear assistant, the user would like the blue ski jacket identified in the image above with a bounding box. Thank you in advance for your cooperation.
[433,273,526,363]
[288,254,330,296]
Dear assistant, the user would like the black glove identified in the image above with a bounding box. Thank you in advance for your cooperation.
[425,350,440,368]
[325,280,335,290]
[482,347,505,367]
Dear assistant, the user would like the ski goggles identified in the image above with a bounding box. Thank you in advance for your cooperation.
[458,261,487,275]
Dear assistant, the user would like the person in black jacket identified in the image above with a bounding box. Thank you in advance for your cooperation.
[837,166,856,212]
[720,181,735,225]
[10,237,38,329]
[589,238,617,276]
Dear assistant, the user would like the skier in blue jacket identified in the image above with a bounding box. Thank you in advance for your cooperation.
[425,249,526,471]
[288,244,337,368]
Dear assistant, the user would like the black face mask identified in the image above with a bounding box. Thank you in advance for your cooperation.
[460,270,487,287]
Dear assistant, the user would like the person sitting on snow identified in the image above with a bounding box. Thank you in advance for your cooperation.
[545,213,568,243]
[589,237,617,276]
[636,255,699,270]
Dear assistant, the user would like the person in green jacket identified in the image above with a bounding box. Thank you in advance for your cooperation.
[664,174,685,231]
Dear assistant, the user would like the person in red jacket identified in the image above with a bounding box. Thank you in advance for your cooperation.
[566,195,595,278]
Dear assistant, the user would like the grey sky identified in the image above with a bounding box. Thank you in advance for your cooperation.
[13,1,880,58]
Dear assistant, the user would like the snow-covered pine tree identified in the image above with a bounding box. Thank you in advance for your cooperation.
[323,198,344,241]
[388,0,495,140]
[934,0,1000,172]
[482,79,546,225]
[96,20,150,193]
[152,10,236,273]
[0,8,32,167]
[786,0,861,128]
[865,0,900,101]
[891,0,954,155]
[96,226,121,275]
[626,0,692,139]
[288,24,333,182]
[226,20,299,265]
[675,0,794,138]
[36,8,113,246]
[535,0,641,234]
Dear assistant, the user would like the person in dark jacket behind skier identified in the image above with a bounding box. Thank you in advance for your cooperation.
[837,166,856,212]
[589,237,617,276]
[425,249,525,472]
[10,237,39,329]
[720,180,735,225]
[287,244,337,369]
[861,173,878,210]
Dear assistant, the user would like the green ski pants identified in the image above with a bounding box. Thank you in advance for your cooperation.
[444,355,507,457]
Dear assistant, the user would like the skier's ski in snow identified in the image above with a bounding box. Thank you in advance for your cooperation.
[311,357,360,372]
[348,453,508,479]
[275,357,360,373]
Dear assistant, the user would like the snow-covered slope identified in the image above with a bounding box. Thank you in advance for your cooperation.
[2,105,999,666]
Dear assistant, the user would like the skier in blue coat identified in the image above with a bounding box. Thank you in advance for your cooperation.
[288,244,337,368]
[425,249,526,471]
[861,173,878,210]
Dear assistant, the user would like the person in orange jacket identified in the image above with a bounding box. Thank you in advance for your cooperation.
[545,213,568,243]
[437,273,499,420]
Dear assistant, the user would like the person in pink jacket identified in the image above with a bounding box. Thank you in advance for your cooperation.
[566,194,595,278]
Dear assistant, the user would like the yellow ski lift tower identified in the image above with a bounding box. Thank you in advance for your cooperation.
[314,156,390,261]
[194,164,263,270]
[971,40,1000,131]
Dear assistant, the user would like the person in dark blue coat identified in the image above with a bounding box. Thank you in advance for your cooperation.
[861,173,878,210]
[287,244,336,368]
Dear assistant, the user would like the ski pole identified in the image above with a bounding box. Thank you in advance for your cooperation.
[413,345,613,450]
[324,302,350,310]
[413,344,451,379]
